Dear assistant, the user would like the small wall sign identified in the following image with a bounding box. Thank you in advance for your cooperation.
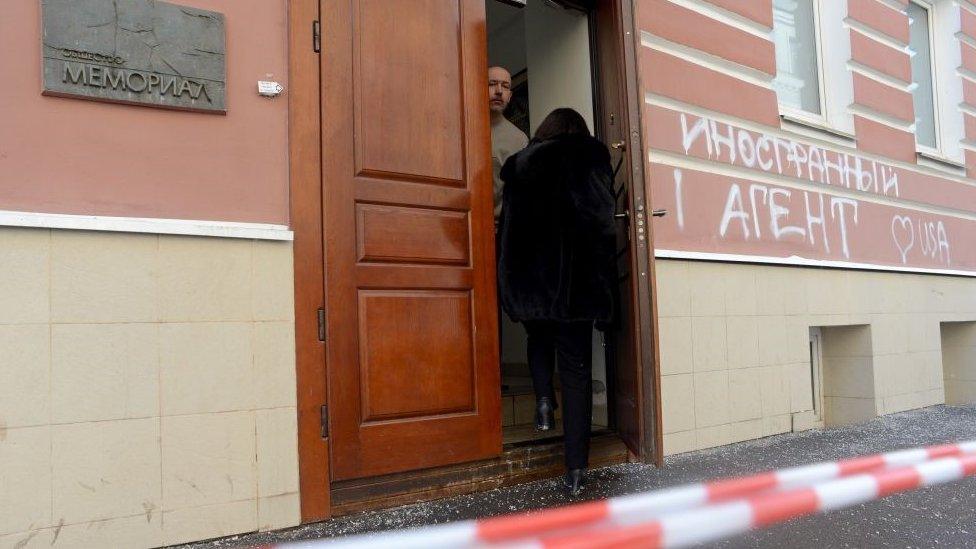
[41,0,226,113]
[258,81,284,97]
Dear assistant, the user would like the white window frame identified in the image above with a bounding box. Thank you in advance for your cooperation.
[909,0,944,157]
[918,0,965,168]
[774,0,830,126]
[774,0,855,140]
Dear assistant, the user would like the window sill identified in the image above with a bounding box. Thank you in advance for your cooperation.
[780,113,857,149]
[916,149,967,178]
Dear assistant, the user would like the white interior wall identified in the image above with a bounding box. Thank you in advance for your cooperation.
[525,2,595,134]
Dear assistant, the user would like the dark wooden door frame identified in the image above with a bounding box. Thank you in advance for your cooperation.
[614,0,664,466]
[589,0,633,457]
[584,0,662,466]
[288,0,663,523]
[290,0,331,522]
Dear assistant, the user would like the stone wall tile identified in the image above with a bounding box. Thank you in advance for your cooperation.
[0,228,50,324]
[0,325,50,428]
[51,231,157,323]
[52,418,161,524]
[161,412,257,510]
[158,236,251,322]
[52,323,159,423]
[0,426,52,536]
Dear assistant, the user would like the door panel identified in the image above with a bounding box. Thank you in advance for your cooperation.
[355,0,465,183]
[359,291,475,421]
[322,0,501,481]
[356,205,470,265]
[593,0,644,458]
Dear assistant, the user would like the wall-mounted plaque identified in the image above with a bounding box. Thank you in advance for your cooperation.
[41,0,226,113]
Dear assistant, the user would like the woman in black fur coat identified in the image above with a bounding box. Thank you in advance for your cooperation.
[497,108,617,496]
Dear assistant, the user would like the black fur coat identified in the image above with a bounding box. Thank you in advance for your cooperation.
[497,134,617,324]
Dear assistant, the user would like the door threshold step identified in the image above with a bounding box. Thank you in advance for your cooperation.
[329,432,631,516]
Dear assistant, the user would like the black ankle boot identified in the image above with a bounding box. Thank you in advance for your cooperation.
[535,397,556,431]
[563,468,585,497]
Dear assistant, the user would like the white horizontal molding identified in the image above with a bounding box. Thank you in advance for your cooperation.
[958,66,976,85]
[916,150,968,177]
[0,210,294,241]
[844,17,912,52]
[665,0,773,40]
[959,138,976,153]
[779,114,858,148]
[640,31,774,89]
[956,31,976,51]
[655,249,976,278]
[959,102,976,118]
[847,60,916,92]
[957,0,976,17]
[874,0,907,15]
[848,103,916,133]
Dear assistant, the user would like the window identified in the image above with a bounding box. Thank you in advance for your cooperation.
[908,1,939,151]
[772,0,824,118]
[771,0,854,137]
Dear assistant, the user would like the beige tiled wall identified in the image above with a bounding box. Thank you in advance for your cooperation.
[0,227,299,548]
[657,259,976,456]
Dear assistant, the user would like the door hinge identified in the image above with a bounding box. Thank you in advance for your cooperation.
[320,405,329,438]
[312,20,321,53]
[317,307,326,342]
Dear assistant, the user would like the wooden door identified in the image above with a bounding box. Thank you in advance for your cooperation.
[321,0,501,481]
[592,0,646,459]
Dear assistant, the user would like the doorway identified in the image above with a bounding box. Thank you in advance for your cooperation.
[487,0,614,446]
[292,0,657,520]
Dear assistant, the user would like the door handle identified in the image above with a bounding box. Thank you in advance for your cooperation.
[614,211,629,219]
[652,209,668,217]
[610,141,626,151]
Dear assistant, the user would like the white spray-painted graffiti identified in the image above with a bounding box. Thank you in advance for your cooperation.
[890,215,914,264]
[680,113,900,198]
[673,169,685,230]
[890,215,951,265]
[713,181,859,258]
[670,168,953,267]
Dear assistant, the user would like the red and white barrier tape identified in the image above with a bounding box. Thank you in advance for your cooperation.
[283,440,976,549]
[535,453,976,548]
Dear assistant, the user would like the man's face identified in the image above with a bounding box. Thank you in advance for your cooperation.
[488,66,513,114]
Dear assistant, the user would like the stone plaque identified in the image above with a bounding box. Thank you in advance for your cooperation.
[41,0,226,113]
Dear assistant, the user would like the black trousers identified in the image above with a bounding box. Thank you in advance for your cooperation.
[524,319,594,470]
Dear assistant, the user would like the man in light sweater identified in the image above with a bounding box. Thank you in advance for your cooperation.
[489,66,528,384]
[488,66,528,223]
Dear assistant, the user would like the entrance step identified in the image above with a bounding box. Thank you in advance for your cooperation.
[329,432,628,516]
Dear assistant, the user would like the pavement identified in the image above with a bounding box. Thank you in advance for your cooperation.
[176,404,976,548]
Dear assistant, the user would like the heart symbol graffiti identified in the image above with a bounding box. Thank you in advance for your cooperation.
[891,215,915,264]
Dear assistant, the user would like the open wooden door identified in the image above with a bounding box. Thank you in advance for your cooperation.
[321,0,501,481]
[592,0,656,461]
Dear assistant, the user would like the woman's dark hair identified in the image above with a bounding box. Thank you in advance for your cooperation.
[532,108,590,141]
